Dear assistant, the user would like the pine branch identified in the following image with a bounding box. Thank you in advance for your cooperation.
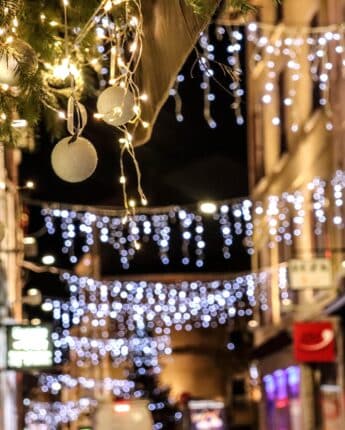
[229,0,257,14]
[185,0,281,15]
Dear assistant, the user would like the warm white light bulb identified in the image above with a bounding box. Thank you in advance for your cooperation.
[41,302,53,312]
[200,202,217,214]
[52,58,80,81]
[27,288,40,297]
[42,255,55,265]
[25,180,35,189]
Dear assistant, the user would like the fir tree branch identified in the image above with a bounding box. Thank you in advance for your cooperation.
[185,0,281,15]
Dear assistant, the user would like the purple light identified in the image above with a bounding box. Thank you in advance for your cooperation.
[287,366,300,398]
[263,375,275,402]
[273,369,288,403]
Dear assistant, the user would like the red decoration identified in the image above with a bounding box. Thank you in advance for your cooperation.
[293,321,335,363]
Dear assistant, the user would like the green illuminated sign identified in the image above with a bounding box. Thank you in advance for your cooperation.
[6,325,53,369]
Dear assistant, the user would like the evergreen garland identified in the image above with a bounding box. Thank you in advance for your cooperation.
[0,0,101,145]
[185,0,279,15]
[0,0,282,146]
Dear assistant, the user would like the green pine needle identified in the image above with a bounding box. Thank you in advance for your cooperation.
[185,0,281,15]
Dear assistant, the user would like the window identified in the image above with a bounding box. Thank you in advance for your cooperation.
[278,72,288,155]
[276,2,283,23]
[253,103,265,183]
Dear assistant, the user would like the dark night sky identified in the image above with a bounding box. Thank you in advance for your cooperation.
[21,33,249,283]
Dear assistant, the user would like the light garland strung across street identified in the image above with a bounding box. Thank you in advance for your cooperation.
[24,398,96,428]
[54,332,172,368]
[36,170,345,268]
[39,374,135,396]
[39,200,254,269]
[49,267,290,335]
[247,21,345,131]
[38,373,175,414]
[171,21,345,130]
[170,25,244,128]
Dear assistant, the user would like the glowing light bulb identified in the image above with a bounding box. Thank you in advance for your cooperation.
[25,180,35,189]
[114,403,130,413]
[27,288,40,297]
[129,42,138,53]
[42,302,53,312]
[104,0,112,11]
[248,320,258,328]
[42,255,55,265]
[52,58,80,81]
[130,16,138,27]
[199,202,217,214]
[11,119,28,128]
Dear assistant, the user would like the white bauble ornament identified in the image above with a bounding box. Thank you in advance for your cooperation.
[97,86,135,127]
[51,136,98,183]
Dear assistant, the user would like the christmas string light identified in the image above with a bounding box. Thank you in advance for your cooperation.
[39,202,251,268]
[54,333,172,368]
[33,170,345,267]
[331,170,345,227]
[1,0,148,214]
[26,263,291,428]
[247,21,345,131]
[171,21,345,130]
[24,398,96,428]
[47,268,290,337]
[171,25,244,128]
[89,0,148,216]
[39,374,135,396]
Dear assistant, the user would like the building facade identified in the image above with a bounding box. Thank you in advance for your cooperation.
[0,145,24,430]
[247,0,345,429]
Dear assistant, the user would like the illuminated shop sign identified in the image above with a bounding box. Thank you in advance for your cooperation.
[293,321,335,363]
[288,258,332,289]
[7,325,53,369]
[188,400,226,430]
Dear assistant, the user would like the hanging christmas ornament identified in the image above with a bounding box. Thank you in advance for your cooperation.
[51,136,98,183]
[0,39,38,87]
[51,98,98,183]
[97,86,135,127]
